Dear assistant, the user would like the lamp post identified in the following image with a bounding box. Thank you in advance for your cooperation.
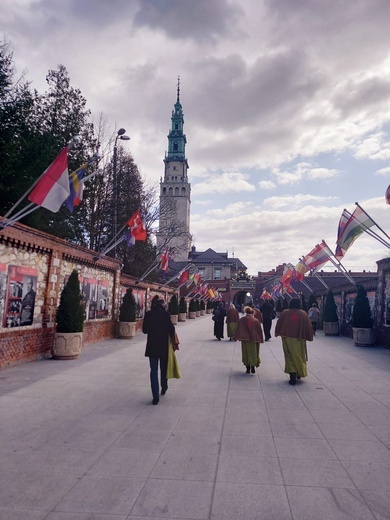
[113,128,130,257]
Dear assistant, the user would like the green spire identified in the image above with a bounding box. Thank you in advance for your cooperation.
[166,77,187,162]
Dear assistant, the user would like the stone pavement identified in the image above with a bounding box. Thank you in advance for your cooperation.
[1,314,390,520]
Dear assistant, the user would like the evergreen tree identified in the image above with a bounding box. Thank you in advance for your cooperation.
[307,294,317,308]
[323,290,338,322]
[352,285,373,328]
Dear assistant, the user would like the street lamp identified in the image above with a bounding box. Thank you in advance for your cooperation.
[113,128,130,256]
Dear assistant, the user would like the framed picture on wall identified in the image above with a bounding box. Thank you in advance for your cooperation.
[4,265,38,327]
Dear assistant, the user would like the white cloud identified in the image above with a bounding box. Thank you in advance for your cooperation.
[192,171,256,195]
[263,194,338,210]
[377,166,390,176]
[258,180,276,190]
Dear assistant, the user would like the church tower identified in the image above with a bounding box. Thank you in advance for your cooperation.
[157,79,191,261]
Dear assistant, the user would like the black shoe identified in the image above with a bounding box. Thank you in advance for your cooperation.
[297,375,301,380]
[289,372,297,385]
[161,387,167,396]
[152,398,159,405]
[251,366,255,373]
[246,366,250,374]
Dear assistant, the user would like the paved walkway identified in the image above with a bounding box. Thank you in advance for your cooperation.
[1,314,390,520]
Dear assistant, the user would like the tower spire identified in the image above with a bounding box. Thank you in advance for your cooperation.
[177,76,180,102]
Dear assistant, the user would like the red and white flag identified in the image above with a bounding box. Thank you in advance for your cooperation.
[28,147,70,212]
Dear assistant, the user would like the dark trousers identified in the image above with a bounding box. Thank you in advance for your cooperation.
[149,357,168,400]
[311,321,318,334]
[263,319,272,340]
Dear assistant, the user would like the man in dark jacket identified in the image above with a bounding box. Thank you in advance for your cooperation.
[142,298,175,405]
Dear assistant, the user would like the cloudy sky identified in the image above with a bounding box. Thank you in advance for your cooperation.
[3,0,390,275]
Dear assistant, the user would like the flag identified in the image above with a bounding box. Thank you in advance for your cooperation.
[294,260,308,281]
[279,264,294,290]
[336,205,375,257]
[160,248,170,271]
[64,163,87,212]
[302,243,329,270]
[386,184,390,204]
[28,147,70,212]
[335,209,350,260]
[126,210,147,241]
[261,289,271,299]
[194,273,201,285]
[179,269,189,284]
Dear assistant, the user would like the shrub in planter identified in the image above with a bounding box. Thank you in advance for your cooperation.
[352,285,375,346]
[168,294,179,324]
[179,297,187,314]
[189,299,196,318]
[179,296,187,321]
[52,269,84,359]
[200,300,205,313]
[352,285,373,328]
[118,288,137,338]
[323,290,339,335]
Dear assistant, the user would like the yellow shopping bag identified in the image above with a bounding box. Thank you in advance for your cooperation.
[167,337,181,379]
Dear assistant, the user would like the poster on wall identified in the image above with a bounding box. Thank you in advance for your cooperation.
[0,263,8,327]
[82,278,109,320]
[4,265,38,327]
[134,289,145,318]
[96,280,109,319]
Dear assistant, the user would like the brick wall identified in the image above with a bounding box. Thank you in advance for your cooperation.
[0,221,176,369]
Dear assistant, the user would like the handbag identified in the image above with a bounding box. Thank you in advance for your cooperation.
[167,337,181,379]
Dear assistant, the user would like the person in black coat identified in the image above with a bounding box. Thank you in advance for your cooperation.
[143,298,175,405]
[260,299,274,341]
[212,301,227,340]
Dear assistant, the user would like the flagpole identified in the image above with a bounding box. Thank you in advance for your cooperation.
[312,271,329,289]
[1,203,39,229]
[355,202,390,243]
[321,240,355,284]
[135,256,161,284]
[158,263,194,289]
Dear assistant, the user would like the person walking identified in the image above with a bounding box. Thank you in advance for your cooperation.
[233,306,264,374]
[275,298,313,385]
[308,302,320,335]
[212,301,227,340]
[143,298,176,405]
[226,303,240,340]
[260,299,274,341]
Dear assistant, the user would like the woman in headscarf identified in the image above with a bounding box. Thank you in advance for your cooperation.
[233,306,264,374]
[226,303,240,340]
[275,298,313,385]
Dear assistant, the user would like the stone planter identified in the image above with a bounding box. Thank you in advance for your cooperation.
[353,327,375,346]
[52,332,83,360]
[189,311,196,319]
[179,313,186,322]
[323,321,339,336]
[196,311,200,317]
[118,321,136,339]
[206,309,212,314]
[170,315,178,325]
[200,310,205,316]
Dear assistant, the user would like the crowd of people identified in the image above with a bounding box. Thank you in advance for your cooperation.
[212,297,317,386]
[142,295,319,406]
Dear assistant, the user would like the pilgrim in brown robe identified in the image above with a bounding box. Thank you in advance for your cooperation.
[233,309,264,373]
[275,300,313,384]
[226,305,240,340]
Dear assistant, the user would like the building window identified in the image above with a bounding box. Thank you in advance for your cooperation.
[181,187,186,194]
[175,187,179,195]
[174,142,178,151]
[198,269,205,278]
[214,268,221,279]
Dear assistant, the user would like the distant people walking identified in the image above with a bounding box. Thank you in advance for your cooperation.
[212,302,227,341]
[226,303,240,340]
[250,303,263,325]
[308,303,320,335]
[233,306,264,374]
[275,298,313,385]
[260,299,274,341]
[143,298,175,405]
